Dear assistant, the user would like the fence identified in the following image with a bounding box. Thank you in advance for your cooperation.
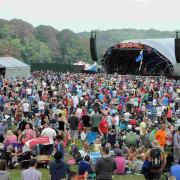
[30,63,84,73]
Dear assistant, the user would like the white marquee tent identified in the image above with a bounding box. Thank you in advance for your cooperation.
[0,57,30,79]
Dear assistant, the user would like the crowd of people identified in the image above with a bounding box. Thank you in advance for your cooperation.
[0,71,180,180]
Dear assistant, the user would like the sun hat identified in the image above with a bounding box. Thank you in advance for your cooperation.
[151,140,160,148]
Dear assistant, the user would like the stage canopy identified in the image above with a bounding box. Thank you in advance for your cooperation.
[102,38,177,76]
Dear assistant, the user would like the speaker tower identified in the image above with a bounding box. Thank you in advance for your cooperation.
[90,31,98,61]
[175,31,180,63]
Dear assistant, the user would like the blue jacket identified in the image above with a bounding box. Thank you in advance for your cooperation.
[49,160,70,180]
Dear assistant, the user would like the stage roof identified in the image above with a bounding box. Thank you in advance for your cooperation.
[122,38,176,65]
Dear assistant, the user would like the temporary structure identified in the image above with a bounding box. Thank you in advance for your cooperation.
[0,56,30,79]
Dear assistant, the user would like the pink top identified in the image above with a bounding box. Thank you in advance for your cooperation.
[25,129,35,141]
[114,156,125,174]
[167,109,172,118]
[5,135,18,144]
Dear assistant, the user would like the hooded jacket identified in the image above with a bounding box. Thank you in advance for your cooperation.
[95,155,116,180]
[49,160,70,180]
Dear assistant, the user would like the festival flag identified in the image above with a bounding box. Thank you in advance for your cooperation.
[135,50,143,62]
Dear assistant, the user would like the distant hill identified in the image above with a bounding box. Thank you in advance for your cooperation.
[0,19,178,64]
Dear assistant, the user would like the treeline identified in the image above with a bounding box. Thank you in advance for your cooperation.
[0,19,178,64]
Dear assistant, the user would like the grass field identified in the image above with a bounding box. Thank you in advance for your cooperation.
[10,168,146,180]
[8,140,169,180]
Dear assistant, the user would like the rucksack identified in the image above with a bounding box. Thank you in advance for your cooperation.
[70,144,79,156]
[150,148,163,169]
[57,143,64,154]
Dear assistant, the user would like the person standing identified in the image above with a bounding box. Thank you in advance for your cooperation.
[22,101,30,117]
[173,126,180,163]
[68,111,79,143]
[140,118,147,147]
[91,108,102,133]
[155,123,167,151]
[98,115,108,145]
[22,159,41,180]
[95,147,116,180]
[41,123,56,155]
[0,120,7,143]
[82,111,91,133]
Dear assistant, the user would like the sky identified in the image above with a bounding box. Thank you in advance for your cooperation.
[0,0,179,32]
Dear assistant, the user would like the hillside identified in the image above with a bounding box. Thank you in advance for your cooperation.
[0,19,178,64]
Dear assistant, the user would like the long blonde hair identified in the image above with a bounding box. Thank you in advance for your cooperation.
[6,130,14,136]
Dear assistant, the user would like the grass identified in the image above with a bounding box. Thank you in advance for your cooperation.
[8,140,169,180]
[10,168,146,180]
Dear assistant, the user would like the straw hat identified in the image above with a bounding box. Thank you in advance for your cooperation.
[151,140,160,148]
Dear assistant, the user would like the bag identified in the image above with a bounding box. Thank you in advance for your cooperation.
[150,148,162,169]
[70,144,78,155]
[57,143,64,154]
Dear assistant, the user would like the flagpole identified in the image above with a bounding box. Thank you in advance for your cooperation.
[139,58,143,71]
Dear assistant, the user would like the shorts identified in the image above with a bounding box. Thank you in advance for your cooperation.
[70,130,78,140]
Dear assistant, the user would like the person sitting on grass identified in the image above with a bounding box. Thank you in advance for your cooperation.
[114,151,125,174]
[94,138,101,152]
[54,135,64,160]
[133,154,143,174]
[95,147,116,180]
[22,159,41,180]
[78,155,95,179]
[0,159,10,180]
[49,152,70,180]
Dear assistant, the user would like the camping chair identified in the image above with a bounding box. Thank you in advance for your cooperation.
[86,131,97,145]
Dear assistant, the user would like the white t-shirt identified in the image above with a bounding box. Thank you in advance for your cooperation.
[140,122,146,136]
[76,108,82,118]
[38,101,45,110]
[41,127,56,144]
[23,103,30,112]
[115,115,120,126]
[42,81,47,88]
[26,88,32,95]
[156,106,162,117]
[124,112,131,122]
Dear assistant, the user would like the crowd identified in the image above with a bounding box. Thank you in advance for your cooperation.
[0,71,179,180]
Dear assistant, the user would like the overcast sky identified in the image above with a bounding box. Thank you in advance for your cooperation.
[0,0,179,32]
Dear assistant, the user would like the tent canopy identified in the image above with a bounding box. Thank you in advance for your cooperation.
[0,57,29,68]
[122,38,176,65]
[102,38,178,76]
[0,57,30,79]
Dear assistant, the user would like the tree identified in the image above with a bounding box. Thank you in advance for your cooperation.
[22,39,52,63]
[0,39,22,58]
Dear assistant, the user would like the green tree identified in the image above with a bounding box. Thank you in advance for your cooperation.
[22,39,52,63]
[0,39,22,58]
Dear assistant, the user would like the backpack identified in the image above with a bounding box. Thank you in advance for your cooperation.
[150,148,163,169]
[70,144,82,163]
[70,144,79,156]
[56,143,64,154]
